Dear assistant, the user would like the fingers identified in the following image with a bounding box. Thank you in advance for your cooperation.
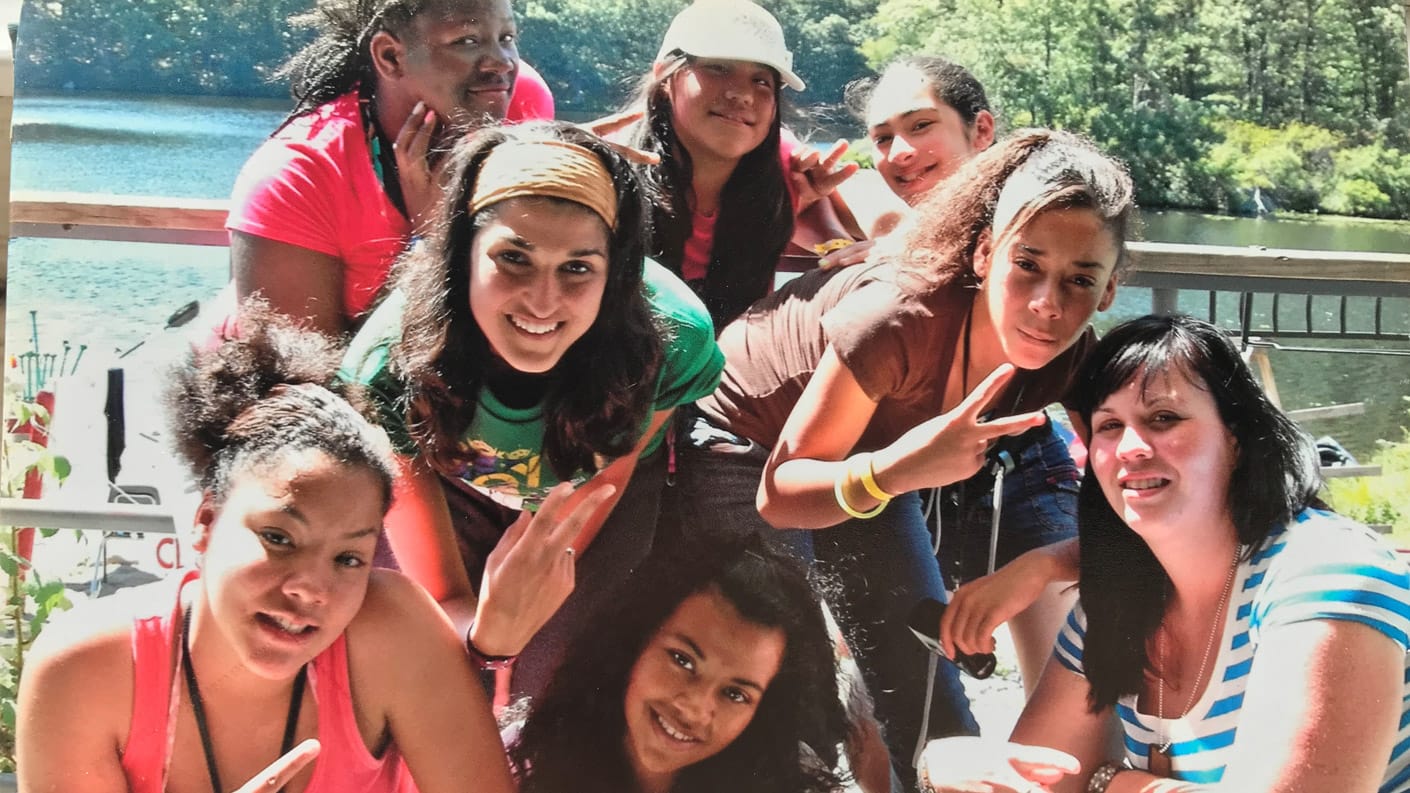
[1008,745,1081,781]
[974,410,1049,440]
[819,239,875,270]
[394,101,435,164]
[583,108,644,137]
[235,739,320,793]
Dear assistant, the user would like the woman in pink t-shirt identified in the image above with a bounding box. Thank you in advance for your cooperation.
[17,306,515,793]
[620,0,857,328]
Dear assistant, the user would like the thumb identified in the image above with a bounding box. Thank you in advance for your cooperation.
[236,738,320,793]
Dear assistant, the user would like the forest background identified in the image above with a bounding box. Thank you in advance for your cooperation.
[14,0,1410,219]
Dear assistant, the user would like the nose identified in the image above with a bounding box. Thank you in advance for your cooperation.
[674,684,715,730]
[520,271,561,318]
[1029,277,1062,320]
[480,43,516,76]
[888,134,916,163]
[1115,425,1152,461]
[282,565,331,606]
[723,77,753,107]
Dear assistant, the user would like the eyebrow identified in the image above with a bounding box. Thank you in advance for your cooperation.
[263,505,380,541]
[671,632,768,692]
[869,106,936,133]
[1017,243,1107,270]
[505,234,607,260]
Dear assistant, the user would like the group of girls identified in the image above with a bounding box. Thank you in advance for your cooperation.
[18,1,1410,792]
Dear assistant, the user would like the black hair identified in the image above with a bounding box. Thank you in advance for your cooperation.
[626,53,794,328]
[391,120,662,481]
[167,299,397,510]
[511,531,848,793]
[844,55,992,127]
[275,0,468,126]
[1068,314,1322,710]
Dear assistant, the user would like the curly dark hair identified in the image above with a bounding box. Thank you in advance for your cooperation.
[274,0,473,126]
[389,121,662,481]
[510,530,849,793]
[625,53,794,328]
[843,54,993,127]
[887,128,1135,296]
[1067,314,1323,711]
[166,299,397,509]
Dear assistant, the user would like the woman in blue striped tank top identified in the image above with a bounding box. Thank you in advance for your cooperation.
[918,314,1410,793]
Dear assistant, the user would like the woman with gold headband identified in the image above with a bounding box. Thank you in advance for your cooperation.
[339,121,723,701]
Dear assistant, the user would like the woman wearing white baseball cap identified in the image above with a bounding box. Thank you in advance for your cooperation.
[620,0,857,329]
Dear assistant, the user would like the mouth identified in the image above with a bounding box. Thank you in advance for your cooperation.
[255,611,318,641]
[650,706,702,745]
[1119,476,1170,493]
[892,163,937,189]
[508,315,563,337]
[1017,326,1058,345]
[709,110,754,128]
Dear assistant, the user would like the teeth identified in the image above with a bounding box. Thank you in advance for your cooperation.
[1124,478,1166,491]
[510,316,559,335]
[654,711,697,743]
[270,615,311,634]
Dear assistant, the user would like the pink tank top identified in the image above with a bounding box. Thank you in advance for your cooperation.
[120,571,414,793]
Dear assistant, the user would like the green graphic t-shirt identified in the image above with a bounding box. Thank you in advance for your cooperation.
[339,260,723,511]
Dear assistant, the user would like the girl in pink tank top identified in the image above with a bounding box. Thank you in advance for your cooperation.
[17,304,514,793]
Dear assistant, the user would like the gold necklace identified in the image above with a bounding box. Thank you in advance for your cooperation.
[1152,547,1241,759]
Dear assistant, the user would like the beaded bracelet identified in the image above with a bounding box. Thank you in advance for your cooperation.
[1085,760,1127,793]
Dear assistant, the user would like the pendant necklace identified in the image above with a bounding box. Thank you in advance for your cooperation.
[1148,547,1240,777]
[181,606,308,793]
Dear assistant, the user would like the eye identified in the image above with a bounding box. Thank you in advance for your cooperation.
[754,75,775,89]
[1071,274,1098,288]
[1014,257,1040,272]
[872,133,893,148]
[911,119,934,133]
[454,35,479,47]
[335,552,366,569]
[722,686,753,705]
[258,529,292,548]
[1094,418,1122,434]
[496,249,529,267]
[667,648,695,672]
[1151,411,1183,426]
[500,32,516,44]
[560,260,594,276]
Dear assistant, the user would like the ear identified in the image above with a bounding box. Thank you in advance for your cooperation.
[368,30,407,81]
[191,493,218,554]
[972,110,996,151]
[972,228,994,280]
[1097,273,1117,311]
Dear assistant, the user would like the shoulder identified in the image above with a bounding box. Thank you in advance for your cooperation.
[1051,600,1091,676]
[345,569,461,680]
[821,265,953,396]
[339,291,406,386]
[643,259,713,334]
[232,94,365,197]
[1252,508,1410,647]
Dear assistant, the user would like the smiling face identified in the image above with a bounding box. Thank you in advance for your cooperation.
[1087,366,1239,542]
[467,196,610,374]
[664,57,778,167]
[393,0,519,128]
[194,449,383,680]
[972,207,1119,371]
[622,587,786,793]
[866,64,994,203]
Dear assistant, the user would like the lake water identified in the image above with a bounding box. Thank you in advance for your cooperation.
[6,92,1409,456]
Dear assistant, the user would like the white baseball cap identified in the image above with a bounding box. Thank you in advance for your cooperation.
[655,0,806,91]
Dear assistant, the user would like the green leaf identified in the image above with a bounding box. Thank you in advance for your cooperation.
[50,454,72,480]
[1,698,14,732]
[0,553,17,576]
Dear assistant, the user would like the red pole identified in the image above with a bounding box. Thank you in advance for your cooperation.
[9,389,55,577]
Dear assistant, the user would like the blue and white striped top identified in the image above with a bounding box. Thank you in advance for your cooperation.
[1054,508,1410,791]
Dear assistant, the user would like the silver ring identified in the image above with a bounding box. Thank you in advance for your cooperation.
[565,547,576,558]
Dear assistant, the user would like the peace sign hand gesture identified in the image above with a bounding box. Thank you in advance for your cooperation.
[233,739,320,793]
[469,481,618,658]
[874,364,1047,495]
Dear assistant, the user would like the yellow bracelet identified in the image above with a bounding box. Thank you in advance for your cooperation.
[857,453,895,502]
[834,465,886,520]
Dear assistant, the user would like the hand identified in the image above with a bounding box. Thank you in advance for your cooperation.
[578,109,660,165]
[819,238,876,270]
[234,739,320,793]
[470,481,618,657]
[790,139,859,211]
[394,101,439,233]
[876,365,1048,494]
[939,550,1057,659]
[919,736,1079,793]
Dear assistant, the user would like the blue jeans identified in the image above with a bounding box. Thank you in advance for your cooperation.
[665,413,1079,788]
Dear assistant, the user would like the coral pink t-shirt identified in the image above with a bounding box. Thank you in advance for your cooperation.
[121,570,413,793]
[226,92,411,322]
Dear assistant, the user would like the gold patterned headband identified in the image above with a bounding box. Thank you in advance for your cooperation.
[468,140,618,228]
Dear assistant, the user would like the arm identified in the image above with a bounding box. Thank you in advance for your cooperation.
[562,408,674,554]
[230,229,345,336]
[1104,620,1403,793]
[940,537,1079,658]
[353,572,515,793]
[759,350,1046,529]
[17,616,131,792]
